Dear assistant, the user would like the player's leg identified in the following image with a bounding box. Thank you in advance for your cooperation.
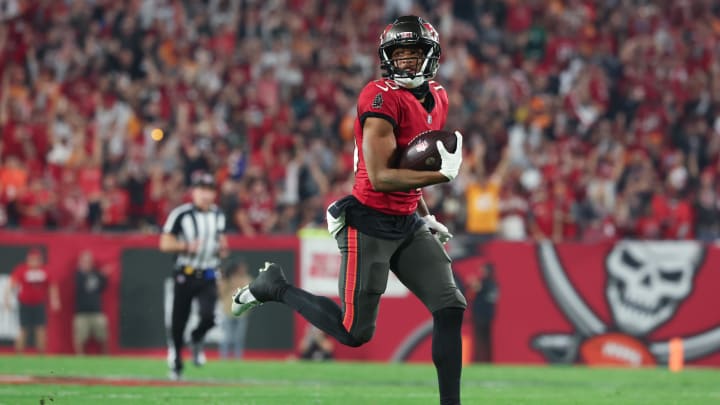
[283,226,395,346]
[93,313,110,354]
[35,304,48,353]
[391,227,466,312]
[35,325,46,353]
[335,226,396,344]
[16,304,30,352]
[14,327,26,352]
[170,279,193,374]
[190,280,217,366]
[391,226,466,405]
[232,260,359,346]
[232,226,393,347]
[478,321,491,363]
[191,280,217,343]
[73,314,90,354]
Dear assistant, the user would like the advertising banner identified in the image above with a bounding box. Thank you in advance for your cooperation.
[463,240,720,366]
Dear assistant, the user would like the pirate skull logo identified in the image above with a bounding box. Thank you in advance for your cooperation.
[534,241,720,366]
[605,241,702,336]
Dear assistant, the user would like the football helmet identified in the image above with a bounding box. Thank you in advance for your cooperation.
[378,16,441,88]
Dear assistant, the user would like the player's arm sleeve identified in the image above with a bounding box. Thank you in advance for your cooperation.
[357,83,400,130]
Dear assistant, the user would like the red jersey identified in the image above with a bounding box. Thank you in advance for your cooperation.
[241,193,275,234]
[102,188,130,226]
[352,79,449,215]
[10,263,50,305]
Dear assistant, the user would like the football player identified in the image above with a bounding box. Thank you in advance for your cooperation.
[233,16,465,404]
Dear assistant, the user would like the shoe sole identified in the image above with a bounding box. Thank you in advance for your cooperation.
[231,285,262,317]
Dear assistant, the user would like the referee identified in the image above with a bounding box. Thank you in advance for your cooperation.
[159,171,228,380]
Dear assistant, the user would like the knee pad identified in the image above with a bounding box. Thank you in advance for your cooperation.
[349,325,375,347]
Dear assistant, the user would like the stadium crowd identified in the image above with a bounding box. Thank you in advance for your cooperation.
[1,0,720,244]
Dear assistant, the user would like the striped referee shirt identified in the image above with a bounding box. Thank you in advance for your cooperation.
[162,203,226,269]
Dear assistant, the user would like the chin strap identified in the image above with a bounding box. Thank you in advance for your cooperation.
[406,81,430,100]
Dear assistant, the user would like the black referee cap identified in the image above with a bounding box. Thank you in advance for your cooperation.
[191,171,216,188]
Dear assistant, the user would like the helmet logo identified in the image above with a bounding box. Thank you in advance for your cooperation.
[396,32,415,40]
[380,24,393,42]
[422,23,439,41]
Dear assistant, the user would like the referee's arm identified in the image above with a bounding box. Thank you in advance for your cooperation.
[159,233,198,253]
[159,206,199,254]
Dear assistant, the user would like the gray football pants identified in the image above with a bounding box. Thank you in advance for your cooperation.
[336,224,467,343]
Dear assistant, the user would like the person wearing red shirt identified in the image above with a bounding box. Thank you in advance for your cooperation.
[230,17,466,405]
[234,176,277,236]
[77,159,103,228]
[650,185,694,239]
[529,185,554,240]
[529,180,577,242]
[56,170,89,230]
[18,177,56,229]
[3,249,60,353]
[498,181,530,240]
[100,173,130,230]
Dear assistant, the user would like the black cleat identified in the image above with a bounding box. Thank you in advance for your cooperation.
[249,262,289,302]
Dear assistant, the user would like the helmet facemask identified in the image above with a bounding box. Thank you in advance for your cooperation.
[378,16,441,89]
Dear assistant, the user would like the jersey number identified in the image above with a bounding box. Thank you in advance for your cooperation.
[373,80,400,92]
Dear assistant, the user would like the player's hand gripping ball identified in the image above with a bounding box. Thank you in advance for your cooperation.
[397,130,460,174]
[397,130,462,180]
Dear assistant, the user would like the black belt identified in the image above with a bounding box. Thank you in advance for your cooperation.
[176,266,217,280]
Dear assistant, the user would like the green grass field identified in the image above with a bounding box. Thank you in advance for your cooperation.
[0,355,718,404]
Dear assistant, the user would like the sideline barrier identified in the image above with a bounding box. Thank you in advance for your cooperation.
[0,231,298,355]
[1,231,719,366]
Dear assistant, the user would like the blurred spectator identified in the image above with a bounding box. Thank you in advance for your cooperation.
[497,176,531,241]
[73,250,110,355]
[693,170,720,242]
[528,178,578,242]
[0,156,29,227]
[462,143,510,252]
[3,249,60,353]
[469,263,499,364]
[17,176,55,229]
[57,170,89,230]
[298,325,335,362]
[0,1,718,243]
[100,172,130,231]
[234,174,278,236]
[218,260,251,360]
